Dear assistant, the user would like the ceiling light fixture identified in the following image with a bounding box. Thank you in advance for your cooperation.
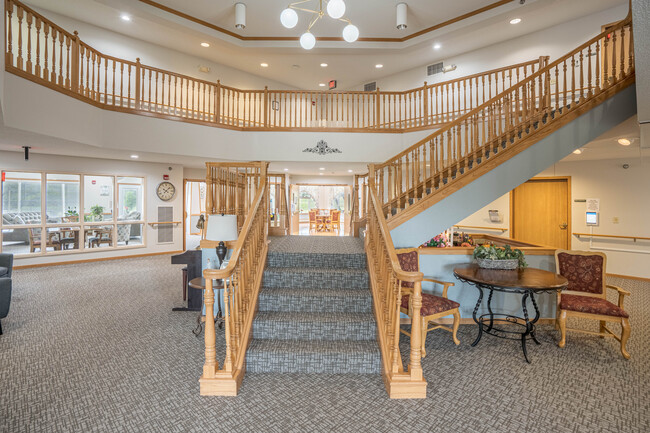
[281,0,358,50]
[375,64,383,69]
[396,3,407,30]
[235,3,246,29]
[510,18,522,24]
[200,42,210,47]
[260,63,269,67]
[319,167,325,170]
[319,83,326,87]
[120,14,131,21]
[347,169,353,173]
[284,168,289,171]
[433,43,441,50]
[320,63,328,67]
[130,154,139,159]
[618,138,631,146]
[573,149,582,154]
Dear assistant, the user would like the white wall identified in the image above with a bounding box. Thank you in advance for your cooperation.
[456,156,650,279]
[290,175,354,185]
[0,151,184,266]
[358,5,628,91]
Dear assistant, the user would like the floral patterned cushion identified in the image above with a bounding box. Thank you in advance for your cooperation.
[401,293,460,316]
[560,294,628,318]
[557,252,604,294]
[397,251,419,288]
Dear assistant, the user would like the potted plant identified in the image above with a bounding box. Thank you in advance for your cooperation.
[65,207,79,222]
[473,244,527,270]
[89,205,104,222]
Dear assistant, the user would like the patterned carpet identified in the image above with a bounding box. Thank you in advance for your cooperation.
[1,253,649,432]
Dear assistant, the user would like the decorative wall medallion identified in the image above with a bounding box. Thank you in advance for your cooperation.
[303,140,342,155]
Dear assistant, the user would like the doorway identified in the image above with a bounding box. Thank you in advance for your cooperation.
[183,179,206,250]
[290,184,351,236]
[510,177,571,249]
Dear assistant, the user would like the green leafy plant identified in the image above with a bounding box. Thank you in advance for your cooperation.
[473,244,527,268]
[90,205,104,221]
[65,207,79,217]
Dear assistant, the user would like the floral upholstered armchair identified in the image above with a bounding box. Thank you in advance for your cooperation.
[555,249,631,359]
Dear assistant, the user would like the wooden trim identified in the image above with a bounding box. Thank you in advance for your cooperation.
[13,250,183,269]
[453,225,507,232]
[573,233,650,242]
[148,221,181,226]
[138,0,514,43]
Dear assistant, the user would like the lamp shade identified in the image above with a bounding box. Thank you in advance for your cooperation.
[205,214,239,242]
[280,8,298,28]
[327,0,346,19]
[300,32,316,50]
[342,24,359,43]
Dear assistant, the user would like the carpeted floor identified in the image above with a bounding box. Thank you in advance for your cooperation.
[1,253,649,432]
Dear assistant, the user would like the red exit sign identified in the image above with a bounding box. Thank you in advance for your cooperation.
[329,80,337,90]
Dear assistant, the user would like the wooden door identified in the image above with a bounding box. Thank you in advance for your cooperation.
[511,177,570,249]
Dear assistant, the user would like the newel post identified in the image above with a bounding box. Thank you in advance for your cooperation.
[409,280,423,381]
[423,81,429,126]
[202,277,218,378]
[70,31,79,93]
[134,57,141,110]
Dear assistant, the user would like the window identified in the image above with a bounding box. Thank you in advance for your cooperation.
[1,171,145,256]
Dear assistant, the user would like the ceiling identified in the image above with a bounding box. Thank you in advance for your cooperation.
[23,0,627,90]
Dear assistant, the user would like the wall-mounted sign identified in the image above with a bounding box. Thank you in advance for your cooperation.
[586,198,600,212]
[329,80,337,90]
[163,174,170,180]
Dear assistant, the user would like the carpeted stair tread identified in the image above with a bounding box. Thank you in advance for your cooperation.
[263,266,369,289]
[246,340,381,374]
[252,311,376,341]
[267,251,366,269]
[258,287,372,313]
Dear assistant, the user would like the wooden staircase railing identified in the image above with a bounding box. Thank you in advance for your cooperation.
[373,18,635,228]
[200,161,269,396]
[365,170,426,398]
[5,0,545,133]
[268,173,289,236]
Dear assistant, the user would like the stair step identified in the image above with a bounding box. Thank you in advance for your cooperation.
[267,251,366,269]
[246,340,381,374]
[258,288,372,313]
[263,267,369,289]
[252,312,377,341]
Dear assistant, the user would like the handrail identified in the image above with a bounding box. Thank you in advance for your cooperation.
[373,18,635,225]
[5,0,545,133]
[454,225,508,232]
[200,161,269,396]
[365,164,426,398]
[573,233,650,242]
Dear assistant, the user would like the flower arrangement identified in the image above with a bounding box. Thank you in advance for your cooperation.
[473,244,527,269]
[421,233,451,248]
[453,232,474,247]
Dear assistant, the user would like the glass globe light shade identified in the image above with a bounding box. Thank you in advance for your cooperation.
[327,0,346,19]
[300,32,316,50]
[342,24,359,43]
[280,8,298,29]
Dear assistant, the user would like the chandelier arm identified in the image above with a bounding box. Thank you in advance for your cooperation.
[288,0,313,8]
[307,13,321,32]
[337,18,351,24]
[291,6,320,14]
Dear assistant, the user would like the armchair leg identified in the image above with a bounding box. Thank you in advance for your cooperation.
[452,310,460,346]
[0,320,3,335]
[620,318,631,360]
[599,320,606,338]
[558,310,567,348]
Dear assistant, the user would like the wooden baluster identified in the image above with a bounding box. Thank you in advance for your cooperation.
[134,58,141,109]
[619,26,626,79]
[16,5,23,69]
[578,50,584,103]
[58,32,64,86]
[595,41,601,94]
[611,30,617,83]
[6,1,13,67]
[25,11,33,74]
[51,29,59,83]
[34,17,42,77]
[628,23,634,77]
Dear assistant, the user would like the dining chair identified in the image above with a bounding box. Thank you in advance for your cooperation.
[330,210,341,232]
[308,211,317,233]
[397,249,460,357]
[555,249,631,359]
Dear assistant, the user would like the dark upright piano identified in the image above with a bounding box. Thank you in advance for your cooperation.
[171,249,202,311]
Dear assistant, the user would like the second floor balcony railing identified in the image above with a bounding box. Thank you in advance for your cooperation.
[5,0,547,133]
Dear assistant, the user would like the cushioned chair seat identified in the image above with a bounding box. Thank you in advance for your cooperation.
[402,293,460,316]
[0,267,8,278]
[560,294,629,318]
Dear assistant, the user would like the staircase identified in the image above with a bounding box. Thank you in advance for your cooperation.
[246,236,381,374]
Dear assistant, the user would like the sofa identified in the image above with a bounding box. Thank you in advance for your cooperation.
[117,211,142,240]
[0,253,13,335]
[2,212,58,243]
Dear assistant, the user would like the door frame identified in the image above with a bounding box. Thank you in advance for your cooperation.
[509,176,572,248]
[182,178,205,251]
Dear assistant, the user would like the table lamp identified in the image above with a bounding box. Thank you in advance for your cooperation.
[204,214,238,267]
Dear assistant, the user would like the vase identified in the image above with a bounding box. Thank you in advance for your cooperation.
[476,258,519,270]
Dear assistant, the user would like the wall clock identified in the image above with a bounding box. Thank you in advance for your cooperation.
[156,181,176,201]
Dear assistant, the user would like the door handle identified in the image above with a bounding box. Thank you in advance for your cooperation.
[559,223,568,229]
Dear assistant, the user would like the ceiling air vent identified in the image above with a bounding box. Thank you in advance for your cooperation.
[364,82,377,92]
[427,62,444,76]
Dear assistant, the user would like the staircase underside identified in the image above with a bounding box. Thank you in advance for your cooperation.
[389,81,637,247]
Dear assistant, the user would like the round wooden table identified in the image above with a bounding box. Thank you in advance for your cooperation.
[453,264,568,363]
[189,277,224,336]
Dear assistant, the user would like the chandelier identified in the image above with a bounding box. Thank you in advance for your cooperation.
[280,0,359,50]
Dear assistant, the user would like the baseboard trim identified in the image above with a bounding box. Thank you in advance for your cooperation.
[607,273,650,283]
[14,250,184,270]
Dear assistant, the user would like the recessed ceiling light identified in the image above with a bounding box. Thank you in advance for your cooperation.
[347,169,353,173]
[130,154,139,159]
[320,63,328,67]
[319,167,325,170]
[573,149,582,154]
[121,14,131,21]
[510,18,521,25]
[375,64,383,69]
[618,138,631,146]
[200,42,210,47]
[433,43,441,50]
[319,173,324,175]
[319,83,326,87]
[260,63,269,67]
[283,168,289,171]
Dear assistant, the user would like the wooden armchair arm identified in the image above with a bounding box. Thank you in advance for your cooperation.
[422,277,455,298]
[606,284,630,309]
